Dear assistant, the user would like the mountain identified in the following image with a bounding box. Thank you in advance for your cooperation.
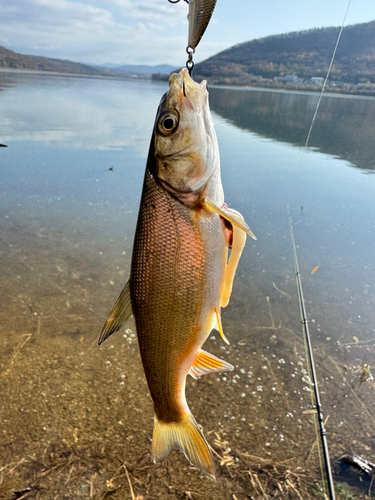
[0,46,177,79]
[100,63,121,69]
[0,46,118,76]
[194,20,375,89]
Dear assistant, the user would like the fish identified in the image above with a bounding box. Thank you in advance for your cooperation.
[99,68,255,478]
[188,0,217,51]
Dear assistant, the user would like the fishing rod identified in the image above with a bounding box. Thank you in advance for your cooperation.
[288,208,336,500]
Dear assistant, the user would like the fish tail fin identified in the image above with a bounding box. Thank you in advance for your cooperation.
[152,412,216,479]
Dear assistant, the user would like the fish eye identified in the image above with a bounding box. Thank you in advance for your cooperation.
[163,117,175,130]
[158,112,178,135]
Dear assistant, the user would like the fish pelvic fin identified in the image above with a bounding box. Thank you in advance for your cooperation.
[153,412,216,479]
[189,349,233,379]
[202,198,256,240]
[98,280,133,345]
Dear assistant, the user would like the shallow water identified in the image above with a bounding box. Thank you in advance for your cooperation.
[0,70,374,499]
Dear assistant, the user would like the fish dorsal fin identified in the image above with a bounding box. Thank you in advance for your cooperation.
[98,280,133,345]
[221,209,248,308]
[189,349,234,379]
[203,198,256,240]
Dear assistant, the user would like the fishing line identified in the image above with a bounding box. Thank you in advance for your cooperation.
[304,0,352,148]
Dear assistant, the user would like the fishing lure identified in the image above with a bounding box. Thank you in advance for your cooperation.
[168,0,217,74]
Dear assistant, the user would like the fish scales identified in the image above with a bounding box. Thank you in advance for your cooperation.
[131,167,226,422]
[99,69,255,478]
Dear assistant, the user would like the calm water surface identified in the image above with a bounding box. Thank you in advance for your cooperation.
[1,70,375,499]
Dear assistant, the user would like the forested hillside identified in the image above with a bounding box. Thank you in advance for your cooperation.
[0,46,118,76]
[194,21,375,88]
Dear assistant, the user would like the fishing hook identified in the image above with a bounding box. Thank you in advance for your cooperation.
[167,0,189,4]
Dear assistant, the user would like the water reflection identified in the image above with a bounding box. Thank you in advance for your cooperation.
[209,86,375,171]
[0,70,167,156]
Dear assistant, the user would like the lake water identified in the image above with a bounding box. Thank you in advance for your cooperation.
[1,69,375,499]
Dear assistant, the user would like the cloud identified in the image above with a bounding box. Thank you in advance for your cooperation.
[2,0,375,67]
[1,0,111,31]
[107,0,187,21]
[0,0,199,65]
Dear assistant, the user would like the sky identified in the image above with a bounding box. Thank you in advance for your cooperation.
[0,0,375,67]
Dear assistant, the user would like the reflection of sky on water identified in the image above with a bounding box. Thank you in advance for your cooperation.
[209,86,375,171]
[0,71,167,155]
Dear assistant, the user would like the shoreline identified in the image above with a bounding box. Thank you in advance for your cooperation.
[2,67,375,99]
[208,83,375,100]
[0,67,151,82]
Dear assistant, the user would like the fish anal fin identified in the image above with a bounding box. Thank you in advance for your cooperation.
[189,349,233,378]
[153,412,216,479]
[221,212,248,308]
[98,280,133,345]
[203,198,256,240]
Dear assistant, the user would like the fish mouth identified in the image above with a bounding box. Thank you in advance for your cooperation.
[169,68,207,105]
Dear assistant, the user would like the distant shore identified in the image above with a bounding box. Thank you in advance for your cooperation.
[2,67,374,98]
[0,67,156,82]
[152,72,375,98]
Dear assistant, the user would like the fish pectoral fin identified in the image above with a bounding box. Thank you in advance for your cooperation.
[189,349,234,378]
[221,211,248,308]
[98,280,133,345]
[202,198,256,240]
[153,412,216,479]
